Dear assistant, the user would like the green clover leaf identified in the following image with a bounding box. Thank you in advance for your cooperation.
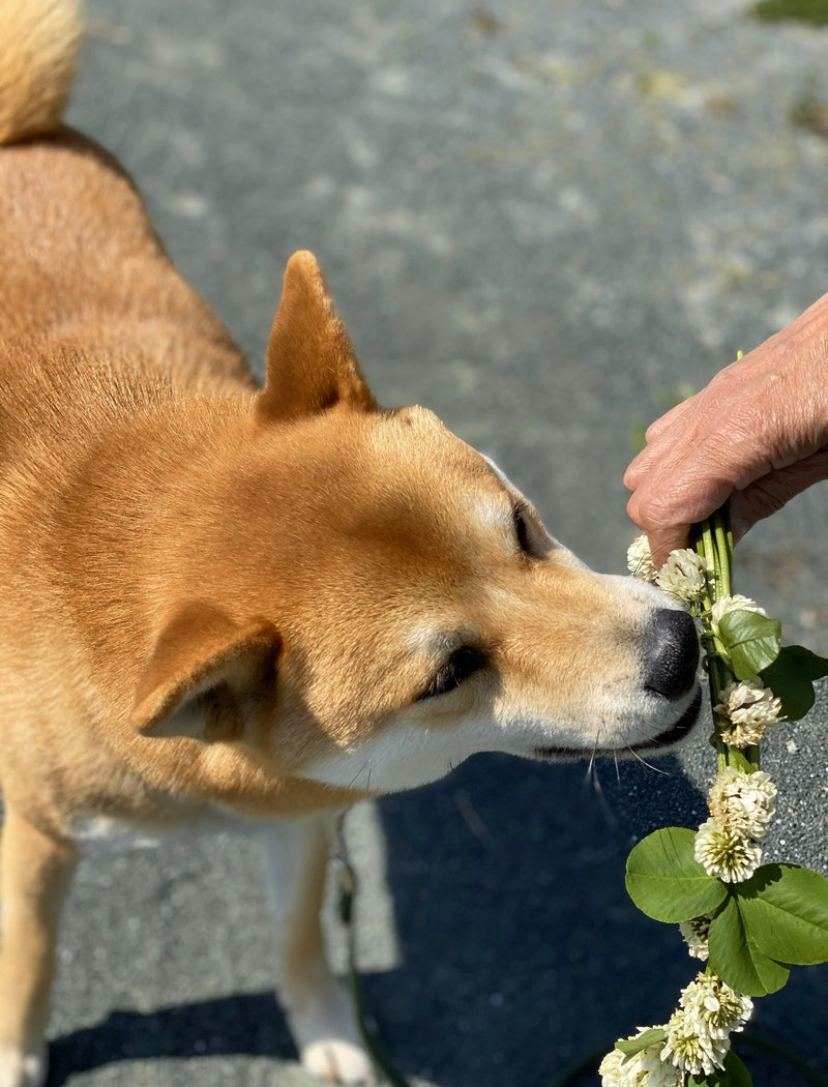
[687,1050,753,1086]
[735,864,828,965]
[716,610,782,680]
[760,644,828,721]
[614,1027,667,1061]
[707,891,790,997]
[625,827,728,923]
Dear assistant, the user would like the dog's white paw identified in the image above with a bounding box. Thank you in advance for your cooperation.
[0,1044,47,1087]
[300,1037,376,1084]
[287,982,376,1085]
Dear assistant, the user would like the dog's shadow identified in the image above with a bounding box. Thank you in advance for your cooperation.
[366,753,710,1086]
[47,992,296,1084]
[47,753,710,1087]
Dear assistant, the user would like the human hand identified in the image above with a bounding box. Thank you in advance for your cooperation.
[624,293,828,569]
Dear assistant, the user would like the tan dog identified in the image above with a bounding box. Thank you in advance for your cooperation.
[0,2,701,1085]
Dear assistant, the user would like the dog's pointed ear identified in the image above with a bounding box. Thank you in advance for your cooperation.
[254,250,378,424]
[133,602,280,740]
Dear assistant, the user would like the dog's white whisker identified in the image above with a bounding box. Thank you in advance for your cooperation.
[587,738,599,777]
[346,761,370,791]
[624,745,672,776]
[583,760,628,842]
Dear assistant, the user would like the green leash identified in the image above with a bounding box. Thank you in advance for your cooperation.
[329,814,417,1087]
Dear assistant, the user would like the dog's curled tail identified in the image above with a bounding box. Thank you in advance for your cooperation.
[0,0,82,145]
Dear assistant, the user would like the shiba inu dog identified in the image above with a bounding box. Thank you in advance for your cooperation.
[0,2,700,1084]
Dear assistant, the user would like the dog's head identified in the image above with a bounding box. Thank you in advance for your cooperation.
[132,252,700,804]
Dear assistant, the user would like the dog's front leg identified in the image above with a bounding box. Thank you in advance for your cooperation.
[0,806,77,1087]
[258,815,376,1086]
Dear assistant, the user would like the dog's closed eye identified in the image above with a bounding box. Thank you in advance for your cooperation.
[417,645,488,701]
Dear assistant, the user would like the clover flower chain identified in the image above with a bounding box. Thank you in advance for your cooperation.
[603,530,784,1086]
[609,521,828,1086]
[598,971,752,1086]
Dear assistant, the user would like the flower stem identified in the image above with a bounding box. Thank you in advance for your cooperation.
[713,508,733,598]
[701,520,721,598]
[695,510,737,772]
[695,507,764,774]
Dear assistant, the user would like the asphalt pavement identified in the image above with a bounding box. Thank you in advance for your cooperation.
[32,0,828,1084]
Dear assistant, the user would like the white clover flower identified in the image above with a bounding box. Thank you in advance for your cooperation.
[598,1047,626,1087]
[599,1030,681,1087]
[627,535,658,583]
[679,915,711,961]
[707,767,777,842]
[694,817,763,883]
[678,973,753,1041]
[714,678,782,748]
[656,548,708,604]
[661,1005,729,1077]
[633,1046,684,1087]
[710,594,767,631]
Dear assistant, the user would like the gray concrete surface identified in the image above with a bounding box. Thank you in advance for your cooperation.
[29,0,828,1084]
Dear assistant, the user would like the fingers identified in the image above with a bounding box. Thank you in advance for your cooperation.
[639,526,692,571]
[627,348,757,490]
[627,472,734,569]
[643,393,698,445]
[729,448,828,542]
[630,447,828,568]
[624,396,698,490]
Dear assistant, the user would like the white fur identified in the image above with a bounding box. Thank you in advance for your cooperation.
[301,717,502,793]
[259,817,376,1084]
[300,686,697,795]
[0,1044,47,1087]
[72,815,164,851]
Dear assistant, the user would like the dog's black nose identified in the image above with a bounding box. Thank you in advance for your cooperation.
[644,608,699,699]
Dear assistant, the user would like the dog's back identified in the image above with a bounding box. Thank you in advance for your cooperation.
[0,0,253,390]
[0,0,258,824]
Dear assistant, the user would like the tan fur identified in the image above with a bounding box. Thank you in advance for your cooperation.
[0,0,80,143]
[0,6,699,1086]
